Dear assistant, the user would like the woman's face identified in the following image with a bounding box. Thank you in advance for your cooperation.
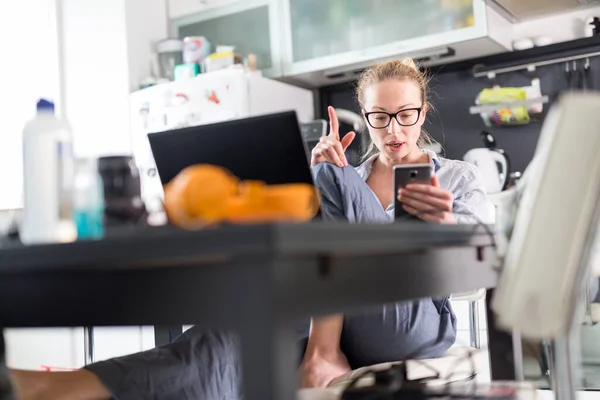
[362,79,427,164]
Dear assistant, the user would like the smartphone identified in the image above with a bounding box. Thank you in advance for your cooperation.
[393,164,433,221]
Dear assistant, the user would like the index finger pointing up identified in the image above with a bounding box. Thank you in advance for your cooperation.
[328,106,339,140]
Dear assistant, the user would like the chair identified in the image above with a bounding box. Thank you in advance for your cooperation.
[450,289,487,349]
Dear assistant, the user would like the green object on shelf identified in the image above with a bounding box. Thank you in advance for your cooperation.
[174,63,200,80]
[477,88,531,127]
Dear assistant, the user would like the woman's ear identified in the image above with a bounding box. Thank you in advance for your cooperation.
[420,104,428,122]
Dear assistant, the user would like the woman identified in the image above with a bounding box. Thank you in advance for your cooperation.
[301,58,494,387]
[8,59,493,399]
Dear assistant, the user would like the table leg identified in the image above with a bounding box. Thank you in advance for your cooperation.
[239,322,297,400]
[235,257,298,400]
[0,329,15,400]
[485,289,517,380]
[154,326,183,346]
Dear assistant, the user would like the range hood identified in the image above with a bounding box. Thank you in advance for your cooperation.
[490,0,600,21]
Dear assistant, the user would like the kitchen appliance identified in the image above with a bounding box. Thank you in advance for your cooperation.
[463,130,511,194]
[301,119,327,154]
[98,156,145,227]
[129,68,314,203]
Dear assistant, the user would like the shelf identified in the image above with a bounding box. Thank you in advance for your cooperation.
[469,96,549,115]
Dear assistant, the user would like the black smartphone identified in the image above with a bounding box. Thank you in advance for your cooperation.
[393,164,433,221]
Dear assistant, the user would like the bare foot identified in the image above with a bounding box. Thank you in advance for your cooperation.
[300,350,352,388]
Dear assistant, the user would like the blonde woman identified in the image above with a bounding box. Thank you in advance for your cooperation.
[302,58,494,387]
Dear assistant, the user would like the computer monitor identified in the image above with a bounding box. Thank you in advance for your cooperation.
[148,111,314,187]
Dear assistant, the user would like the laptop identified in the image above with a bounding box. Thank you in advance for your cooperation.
[147,111,314,188]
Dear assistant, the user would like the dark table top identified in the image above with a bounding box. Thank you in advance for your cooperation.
[0,222,498,328]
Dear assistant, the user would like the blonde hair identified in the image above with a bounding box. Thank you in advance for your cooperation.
[356,58,437,158]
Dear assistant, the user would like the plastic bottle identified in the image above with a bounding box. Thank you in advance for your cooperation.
[20,99,77,244]
[73,158,105,240]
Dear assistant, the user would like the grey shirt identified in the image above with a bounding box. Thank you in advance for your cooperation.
[355,150,496,224]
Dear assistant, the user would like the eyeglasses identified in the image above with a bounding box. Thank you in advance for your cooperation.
[364,107,422,129]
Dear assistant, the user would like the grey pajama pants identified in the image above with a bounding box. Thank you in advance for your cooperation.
[86,162,457,399]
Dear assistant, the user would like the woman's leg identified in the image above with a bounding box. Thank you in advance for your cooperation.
[85,327,242,400]
[340,299,457,369]
[312,163,390,223]
[10,328,243,400]
[313,163,457,368]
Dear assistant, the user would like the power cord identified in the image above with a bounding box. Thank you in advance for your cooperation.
[400,206,498,250]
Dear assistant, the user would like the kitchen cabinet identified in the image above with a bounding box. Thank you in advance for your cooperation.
[280,0,508,80]
[170,0,284,76]
[168,0,243,19]
[169,0,510,86]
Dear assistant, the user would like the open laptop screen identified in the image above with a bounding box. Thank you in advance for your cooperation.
[148,111,314,187]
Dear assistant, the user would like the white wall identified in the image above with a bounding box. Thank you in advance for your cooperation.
[5,328,85,370]
[0,0,61,210]
[510,6,600,44]
[125,0,170,92]
[60,0,168,159]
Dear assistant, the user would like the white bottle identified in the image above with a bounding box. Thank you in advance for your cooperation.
[20,99,77,244]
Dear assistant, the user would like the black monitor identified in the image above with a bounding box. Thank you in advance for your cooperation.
[148,111,314,187]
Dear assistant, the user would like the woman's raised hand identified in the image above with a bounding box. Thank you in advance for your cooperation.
[310,106,356,168]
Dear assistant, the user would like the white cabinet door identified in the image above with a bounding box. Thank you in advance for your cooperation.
[5,328,85,370]
[281,0,488,75]
[169,0,243,19]
[171,0,283,77]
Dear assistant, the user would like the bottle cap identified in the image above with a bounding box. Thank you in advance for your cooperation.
[36,99,55,113]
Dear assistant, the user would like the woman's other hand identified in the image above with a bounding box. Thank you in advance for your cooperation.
[299,349,351,388]
[397,175,457,224]
[310,106,356,168]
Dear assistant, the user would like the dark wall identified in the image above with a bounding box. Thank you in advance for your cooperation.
[319,37,600,174]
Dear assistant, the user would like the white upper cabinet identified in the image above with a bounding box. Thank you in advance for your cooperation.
[170,0,284,76]
[286,0,477,63]
[168,0,511,86]
[280,0,510,80]
[168,0,244,19]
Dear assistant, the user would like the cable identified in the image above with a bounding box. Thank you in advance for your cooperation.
[406,206,497,250]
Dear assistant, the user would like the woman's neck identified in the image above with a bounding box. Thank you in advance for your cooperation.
[375,149,428,172]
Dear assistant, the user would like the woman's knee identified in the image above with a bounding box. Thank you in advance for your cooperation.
[312,162,345,188]
[340,301,456,367]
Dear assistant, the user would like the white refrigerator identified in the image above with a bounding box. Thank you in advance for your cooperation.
[129,68,315,204]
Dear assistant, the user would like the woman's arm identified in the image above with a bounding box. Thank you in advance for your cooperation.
[451,165,495,225]
[10,369,110,400]
[300,314,351,388]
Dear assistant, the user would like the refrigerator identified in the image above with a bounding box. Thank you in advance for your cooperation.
[129,68,315,204]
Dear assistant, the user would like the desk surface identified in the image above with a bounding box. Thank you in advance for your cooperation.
[0,222,493,271]
[0,222,498,328]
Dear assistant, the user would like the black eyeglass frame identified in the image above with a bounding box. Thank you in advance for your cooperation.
[363,107,423,129]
